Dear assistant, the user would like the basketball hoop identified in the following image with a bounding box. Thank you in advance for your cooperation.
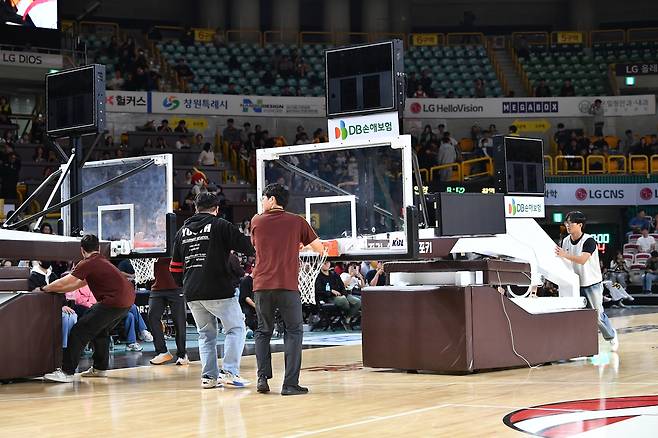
[130,258,157,284]
[298,251,327,305]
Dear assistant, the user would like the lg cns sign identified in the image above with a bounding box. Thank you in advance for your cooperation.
[574,187,625,201]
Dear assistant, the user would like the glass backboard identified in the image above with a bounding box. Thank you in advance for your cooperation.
[62,154,173,254]
[256,135,414,258]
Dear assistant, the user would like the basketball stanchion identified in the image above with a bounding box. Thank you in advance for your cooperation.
[130,258,157,285]
[298,240,337,305]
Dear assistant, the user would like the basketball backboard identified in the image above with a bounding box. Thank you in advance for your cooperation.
[256,135,416,259]
[61,154,174,255]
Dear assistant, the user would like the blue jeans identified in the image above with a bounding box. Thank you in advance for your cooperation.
[643,272,658,292]
[124,304,147,343]
[187,297,246,378]
[62,311,78,348]
[581,282,616,341]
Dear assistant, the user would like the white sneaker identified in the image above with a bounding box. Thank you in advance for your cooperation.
[175,355,190,366]
[43,369,76,383]
[126,342,143,352]
[201,375,220,389]
[139,330,154,342]
[150,352,173,365]
[80,367,107,377]
[609,336,619,352]
[219,370,251,387]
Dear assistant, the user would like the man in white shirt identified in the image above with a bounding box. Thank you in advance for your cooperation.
[636,228,656,253]
[555,211,618,351]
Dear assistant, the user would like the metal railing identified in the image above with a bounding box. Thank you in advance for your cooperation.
[555,155,585,175]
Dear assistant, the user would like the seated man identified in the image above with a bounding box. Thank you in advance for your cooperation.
[315,261,361,325]
[365,261,387,286]
[239,271,257,337]
[643,251,658,294]
[340,262,366,294]
[637,227,656,253]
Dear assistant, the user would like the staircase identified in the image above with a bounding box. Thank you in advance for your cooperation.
[494,49,528,97]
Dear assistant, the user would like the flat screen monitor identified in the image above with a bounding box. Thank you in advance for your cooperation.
[439,193,506,236]
[1,0,58,29]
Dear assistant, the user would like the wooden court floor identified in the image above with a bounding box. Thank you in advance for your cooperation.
[1,311,658,437]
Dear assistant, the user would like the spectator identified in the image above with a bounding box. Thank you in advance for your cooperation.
[407,72,419,98]
[446,90,456,98]
[181,26,195,47]
[470,124,483,143]
[559,79,576,97]
[104,135,114,147]
[589,99,605,137]
[155,136,168,149]
[0,152,20,200]
[200,84,210,94]
[315,261,361,326]
[420,69,433,97]
[419,125,436,147]
[174,120,189,133]
[650,135,658,156]
[197,142,215,166]
[621,129,638,155]
[477,130,494,157]
[123,304,153,351]
[652,213,658,234]
[488,124,498,135]
[642,251,658,294]
[340,262,366,293]
[105,35,119,58]
[534,78,551,97]
[31,113,45,143]
[508,125,519,136]
[33,145,46,163]
[157,119,172,133]
[212,28,226,48]
[436,137,457,181]
[0,96,11,124]
[278,55,295,78]
[226,83,239,95]
[194,133,204,146]
[637,228,656,253]
[516,36,530,59]
[629,209,651,234]
[106,69,124,90]
[473,78,486,98]
[239,271,257,334]
[365,261,386,286]
[174,58,194,82]
[175,135,191,150]
[143,138,153,150]
[222,118,241,144]
[417,141,438,170]
[241,122,252,143]
[17,133,30,144]
[608,252,630,288]
[413,84,428,98]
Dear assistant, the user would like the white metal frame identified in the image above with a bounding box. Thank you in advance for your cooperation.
[256,135,414,256]
[98,203,135,247]
[305,195,357,239]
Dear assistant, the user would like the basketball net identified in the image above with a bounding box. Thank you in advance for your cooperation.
[298,251,327,305]
[130,258,157,284]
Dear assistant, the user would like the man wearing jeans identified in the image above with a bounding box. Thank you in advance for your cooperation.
[642,251,658,294]
[251,183,325,396]
[555,211,619,351]
[170,192,254,389]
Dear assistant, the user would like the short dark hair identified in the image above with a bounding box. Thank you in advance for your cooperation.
[565,211,586,226]
[81,234,100,252]
[227,118,234,123]
[263,183,289,208]
[162,119,168,124]
[651,250,658,258]
[195,192,220,211]
[509,125,518,133]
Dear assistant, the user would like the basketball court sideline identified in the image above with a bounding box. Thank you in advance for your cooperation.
[1,310,657,437]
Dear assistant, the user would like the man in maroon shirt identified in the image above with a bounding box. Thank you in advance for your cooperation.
[37,234,135,383]
[251,183,324,395]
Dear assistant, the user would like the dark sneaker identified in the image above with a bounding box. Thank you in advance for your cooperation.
[257,376,270,393]
[281,384,309,396]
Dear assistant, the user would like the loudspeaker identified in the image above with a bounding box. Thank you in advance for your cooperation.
[325,40,405,117]
[46,64,106,136]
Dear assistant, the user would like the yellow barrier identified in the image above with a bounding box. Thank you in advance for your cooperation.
[461,157,493,180]
[430,163,461,182]
[586,155,606,174]
[607,155,627,174]
[419,168,429,183]
[651,154,658,174]
[629,154,649,174]
[543,155,553,175]
[555,155,585,174]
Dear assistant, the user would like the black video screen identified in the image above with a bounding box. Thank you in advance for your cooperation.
[47,67,95,133]
[440,193,506,236]
[326,42,392,78]
[505,138,545,195]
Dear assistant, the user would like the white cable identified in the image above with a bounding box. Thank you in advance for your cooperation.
[497,270,542,370]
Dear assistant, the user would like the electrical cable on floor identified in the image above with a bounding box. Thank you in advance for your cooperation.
[497,270,542,370]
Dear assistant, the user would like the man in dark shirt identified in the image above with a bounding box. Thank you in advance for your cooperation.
[239,272,257,332]
[174,120,189,133]
[222,118,241,145]
[315,261,361,324]
[559,79,576,97]
[365,261,387,286]
[38,234,135,383]
[251,183,324,396]
[534,79,552,97]
[148,257,188,366]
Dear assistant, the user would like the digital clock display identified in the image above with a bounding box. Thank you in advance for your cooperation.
[446,186,466,194]
[444,186,496,194]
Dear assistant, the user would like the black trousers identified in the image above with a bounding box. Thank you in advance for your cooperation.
[148,289,187,357]
[63,303,130,374]
[254,290,303,386]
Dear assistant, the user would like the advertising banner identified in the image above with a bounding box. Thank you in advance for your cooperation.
[545,183,658,206]
[504,195,545,218]
[106,91,149,113]
[412,34,440,46]
[405,95,656,119]
[327,112,399,143]
[0,50,62,68]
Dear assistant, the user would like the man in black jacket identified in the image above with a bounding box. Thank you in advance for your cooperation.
[170,192,255,389]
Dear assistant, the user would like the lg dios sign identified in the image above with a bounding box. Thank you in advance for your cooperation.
[2,52,45,65]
